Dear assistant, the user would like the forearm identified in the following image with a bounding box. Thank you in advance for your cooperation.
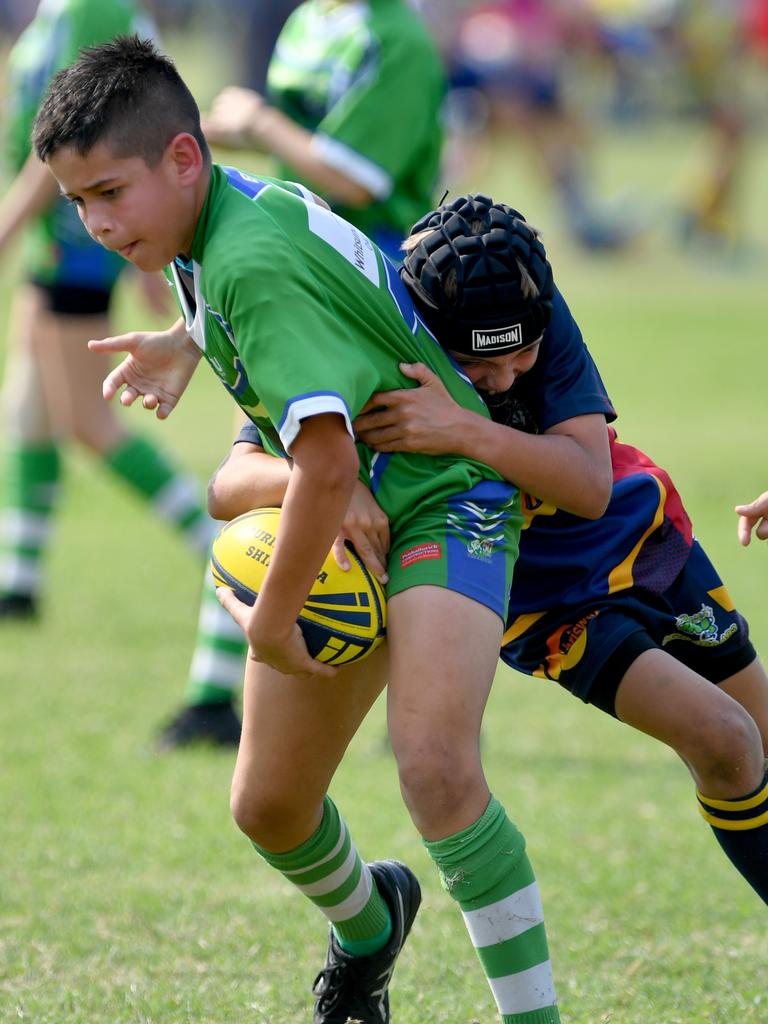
[0,156,59,254]
[454,408,610,518]
[208,447,291,520]
[251,107,371,207]
[249,425,359,636]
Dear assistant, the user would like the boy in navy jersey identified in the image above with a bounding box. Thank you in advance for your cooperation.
[212,194,768,908]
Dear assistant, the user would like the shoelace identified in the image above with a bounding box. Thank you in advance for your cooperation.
[312,964,349,1012]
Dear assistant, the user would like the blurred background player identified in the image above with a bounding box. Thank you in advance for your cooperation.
[0,0,223,695]
[668,0,751,255]
[202,0,445,261]
[157,0,447,748]
[431,0,642,251]
[587,0,754,258]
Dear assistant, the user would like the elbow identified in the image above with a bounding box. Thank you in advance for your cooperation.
[207,478,231,521]
[339,184,375,209]
[207,467,247,522]
[577,470,613,520]
[309,441,359,500]
[327,445,360,494]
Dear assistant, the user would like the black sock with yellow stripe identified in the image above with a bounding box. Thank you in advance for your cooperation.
[697,768,768,903]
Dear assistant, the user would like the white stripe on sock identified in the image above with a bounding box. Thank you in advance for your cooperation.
[462,881,545,948]
[188,516,218,553]
[198,595,246,640]
[152,474,203,522]
[320,866,374,924]
[282,820,349,877]
[489,961,557,1016]
[188,648,244,688]
[1,509,52,546]
[295,843,358,898]
[0,554,41,591]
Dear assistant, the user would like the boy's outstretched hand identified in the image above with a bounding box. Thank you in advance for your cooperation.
[735,491,768,546]
[88,318,201,419]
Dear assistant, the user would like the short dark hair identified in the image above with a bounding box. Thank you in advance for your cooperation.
[33,35,210,168]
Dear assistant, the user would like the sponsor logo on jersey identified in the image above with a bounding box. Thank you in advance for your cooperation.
[400,542,441,568]
[472,323,523,352]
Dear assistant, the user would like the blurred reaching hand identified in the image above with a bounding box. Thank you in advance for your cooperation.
[735,491,768,546]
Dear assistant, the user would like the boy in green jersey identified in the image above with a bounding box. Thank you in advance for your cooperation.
[171,0,446,748]
[33,36,561,1024]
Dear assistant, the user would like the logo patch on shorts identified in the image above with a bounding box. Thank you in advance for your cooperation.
[400,542,441,568]
[466,537,495,561]
[662,604,738,647]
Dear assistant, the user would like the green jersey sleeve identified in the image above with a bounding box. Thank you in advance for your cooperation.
[314,16,444,200]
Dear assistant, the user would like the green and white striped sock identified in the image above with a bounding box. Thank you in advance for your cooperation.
[424,796,560,1024]
[0,442,61,598]
[104,434,213,555]
[186,566,247,705]
[253,795,392,956]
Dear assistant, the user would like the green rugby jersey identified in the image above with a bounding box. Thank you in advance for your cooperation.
[4,0,153,283]
[266,0,444,252]
[170,165,514,531]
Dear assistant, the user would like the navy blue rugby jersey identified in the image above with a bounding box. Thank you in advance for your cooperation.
[498,289,694,641]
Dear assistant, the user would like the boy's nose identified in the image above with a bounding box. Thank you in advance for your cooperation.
[87,210,114,242]
[486,366,517,393]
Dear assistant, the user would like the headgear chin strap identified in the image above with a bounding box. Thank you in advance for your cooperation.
[400,194,554,357]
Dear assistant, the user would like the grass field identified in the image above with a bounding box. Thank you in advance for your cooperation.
[1,38,767,1022]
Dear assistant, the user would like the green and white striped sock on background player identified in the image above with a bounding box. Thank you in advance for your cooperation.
[253,795,392,956]
[185,565,247,705]
[424,796,560,1024]
[0,442,61,604]
[104,434,213,555]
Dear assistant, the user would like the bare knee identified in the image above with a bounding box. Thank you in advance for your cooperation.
[394,739,486,838]
[230,782,287,845]
[688,703,764,795]
[74,415,124,454]
[230,779,322,851]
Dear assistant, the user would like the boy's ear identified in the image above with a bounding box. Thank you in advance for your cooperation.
[167,132,204,186]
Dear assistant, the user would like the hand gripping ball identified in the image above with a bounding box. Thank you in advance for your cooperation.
[211,508,386,667]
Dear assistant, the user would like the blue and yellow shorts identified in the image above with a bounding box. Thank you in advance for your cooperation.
[501,539,756,716]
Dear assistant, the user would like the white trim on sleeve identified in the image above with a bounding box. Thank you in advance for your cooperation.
[279,394,354,453]
[311,133,393,200]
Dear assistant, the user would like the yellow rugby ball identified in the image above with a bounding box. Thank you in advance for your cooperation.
[211,507,386,667]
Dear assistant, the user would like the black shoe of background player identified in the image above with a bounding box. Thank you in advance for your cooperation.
[156,702,241,751]
[0,592,38,620]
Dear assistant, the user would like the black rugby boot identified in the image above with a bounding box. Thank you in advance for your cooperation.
[312,859,421,1024]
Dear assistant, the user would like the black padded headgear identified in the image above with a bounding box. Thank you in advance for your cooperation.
[401,193,554,356]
